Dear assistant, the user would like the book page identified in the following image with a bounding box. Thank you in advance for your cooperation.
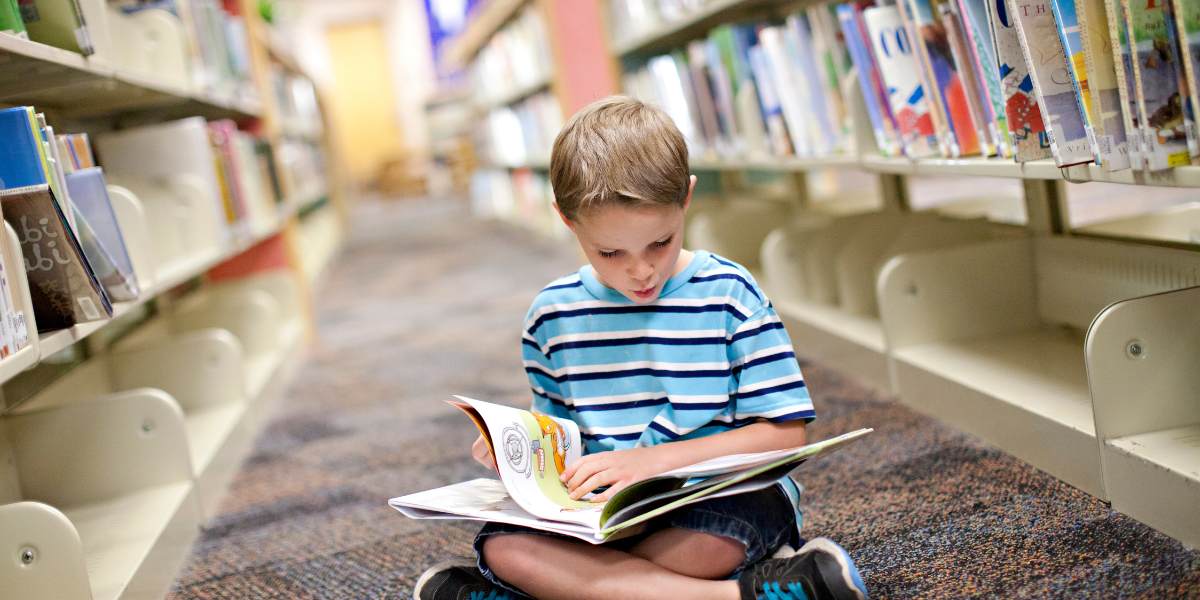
[389,479,604,544]
[454,396,600,529]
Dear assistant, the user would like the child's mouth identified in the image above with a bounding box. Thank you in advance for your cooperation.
[632,285,656,299]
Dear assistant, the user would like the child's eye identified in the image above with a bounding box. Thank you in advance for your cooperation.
[598,250,619,258]
[652,237,673,248]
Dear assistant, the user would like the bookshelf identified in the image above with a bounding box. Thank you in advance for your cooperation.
[0,1,342,598]
[598,0,1200,548]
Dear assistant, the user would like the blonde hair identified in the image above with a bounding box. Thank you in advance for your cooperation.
[549,96,689,221]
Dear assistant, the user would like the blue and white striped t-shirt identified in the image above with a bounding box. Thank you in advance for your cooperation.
[521,249,815,461]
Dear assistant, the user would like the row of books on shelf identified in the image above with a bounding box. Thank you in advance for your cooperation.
[271,66,324,138]
[0,0,257,101]
[478,91,563,167]
[620,0,1200,174]
[0,105,309,353]
[472,4,554,106]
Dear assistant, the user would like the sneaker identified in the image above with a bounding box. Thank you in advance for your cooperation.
[738,537,868,600]
[412,560,516,600]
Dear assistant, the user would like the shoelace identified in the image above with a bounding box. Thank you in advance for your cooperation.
[757,581,810,600]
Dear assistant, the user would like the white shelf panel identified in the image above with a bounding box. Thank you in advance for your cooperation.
[184,404,247,477]
[893,328,1092,432]
[64,483,197,600]
[773,297,885,353]
[691,155,860,172]
[1109,424,1200,484]
[0,344,39,384]
[1076,203,1200,246]
[771,296,891,393]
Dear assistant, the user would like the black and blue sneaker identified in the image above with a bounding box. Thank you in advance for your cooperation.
[412,561,516,600]
[738,537,868,600]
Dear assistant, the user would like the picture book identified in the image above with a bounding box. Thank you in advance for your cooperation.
[1163,0,1199,159]
[988,0,1054,161]
[1108,0,1147,168]
[1121,0,1191,170]
[942,0,998,155]
[903,0,981,156]
[1172,0,1200,151]
[958,0,1014,157]
[1050,0,1103,161]
[1077,0,1132,170]
[1010,0,1094,167]
[747,44,795,156]
[838,3,903,156]
[2,184,111,332]
[0,106,49,191]
[862,4,940,157]
[390,397,872,544]
[759,25,815,155]
[785,13,840,155]
[65,168,140,302]
[17,0,94,55]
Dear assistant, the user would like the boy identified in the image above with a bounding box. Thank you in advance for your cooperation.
[414,97,867,600]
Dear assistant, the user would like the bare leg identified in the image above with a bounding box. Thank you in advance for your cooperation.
[482,533,742,600]
[629,528,747,579]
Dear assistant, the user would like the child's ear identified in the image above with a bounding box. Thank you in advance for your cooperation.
[553,202,576,231]
[683,175,697,212]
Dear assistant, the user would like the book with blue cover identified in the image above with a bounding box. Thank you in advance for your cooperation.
[863,4,940,157]
[65,168,140,302]
[838,3,902,156]
[1050,0,1103,162]
[0,107,49,191]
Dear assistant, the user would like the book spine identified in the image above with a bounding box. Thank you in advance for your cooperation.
[785,14,840,155]
[1109,0,1147,168]
[902,0,963,156]
[1123,0,1190,170]
[759,26,813,156]
[747,45,795,157]
[1010,0,1095,167]
[960,0,1015,157]
[1078,0,1133,170]
[863,5,940,157]
[1163,0,1199,160]
[943,0,999,155]
[1172,0,1200,155]
[1051,0,1104,162]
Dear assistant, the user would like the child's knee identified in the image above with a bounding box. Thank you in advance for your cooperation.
[481,534,540,581]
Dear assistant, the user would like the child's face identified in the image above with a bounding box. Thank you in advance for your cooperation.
[565,191,692,305]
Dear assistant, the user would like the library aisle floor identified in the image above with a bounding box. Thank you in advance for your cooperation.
[165,197,1200,599]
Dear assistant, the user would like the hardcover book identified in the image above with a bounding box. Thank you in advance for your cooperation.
[1121,0,1191,170]
[1010,0,1095,166]
[903,0,981,156]
[1,185,111,332]
[1077,0,1133,170]
[1108,0,1148,168]
[989,0,1054,161]
[839,3,903,156]
[1171,0,1200,150]
[390,397,872,544]
[863,5,940,157]
[1163,0,1199,159]
[943,0,999,155]
[1050,0,1104,161]
[17,0,93,55]
[64,168,139,302]
[747,44,795,156]
[958,0,1014,157]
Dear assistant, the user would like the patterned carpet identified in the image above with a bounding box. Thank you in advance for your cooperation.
[167,197,1200,599]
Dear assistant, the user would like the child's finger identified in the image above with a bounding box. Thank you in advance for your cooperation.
[565,458,603,491]
[570,470,610,500]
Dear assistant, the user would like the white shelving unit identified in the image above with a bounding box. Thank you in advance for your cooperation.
[616,0,1200,548]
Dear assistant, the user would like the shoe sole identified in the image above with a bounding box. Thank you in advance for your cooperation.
[798,537,868,600]
[412,559,477,600]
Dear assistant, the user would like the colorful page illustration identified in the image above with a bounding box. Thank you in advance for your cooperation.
[989,0,1054,161]
[908,0,981,156]
[1051,0,1103,159]
[453,396,599,529]
[959,0,1014,157]
[1123,0,1191,169]
[863,5,940,157]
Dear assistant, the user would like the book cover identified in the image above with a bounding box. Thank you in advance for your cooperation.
[65,168,140,302]
[758,25,813,155]
[808,5,854,149]
[943,0,999,155]
[2,185,111,332]
[1163,0,1199,159]
[1172,0,1200,152]
[703,36,741,156]
[1122,0,1191,170]
[863,5,940,157]
[958,0,1014,157]
[1050,0,1104,161]
[1,0,26,37]
[1077,0,1133,170]
[838,3,903,156]
[17,0,93,55]
[747,44,795,156]
[727,25,770,158]
[904,0,980,156]
[0,107,48,191]
[389,396,872,544]
[1011,0,1095,166]
[685,41,722,154]
[785,13,841,155]
[1109,0,1148,168]
[989,0,1055,161]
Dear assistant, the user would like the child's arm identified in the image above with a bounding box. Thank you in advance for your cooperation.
[561,419,807,501]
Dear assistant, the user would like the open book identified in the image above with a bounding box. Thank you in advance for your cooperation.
[389,396,872,544]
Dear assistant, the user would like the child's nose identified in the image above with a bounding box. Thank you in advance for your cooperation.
[630,261,654,282]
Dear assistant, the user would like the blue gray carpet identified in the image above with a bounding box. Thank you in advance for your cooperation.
[167,197,1200,599]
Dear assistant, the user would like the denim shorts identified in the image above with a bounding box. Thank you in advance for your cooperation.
[473,484,802,597]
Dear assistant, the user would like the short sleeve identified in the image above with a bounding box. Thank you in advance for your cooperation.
[727,303,815,423]
[522,329,570,419]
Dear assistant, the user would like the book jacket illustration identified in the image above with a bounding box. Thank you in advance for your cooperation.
[906,0,981,156]
[959,0,1014,156]
[989,0,1054,160]
[1077,0,1132,170]
[838,3,902,156]
[1122,0,1191,169]
[1050,0,1103,159]
[863,5,940,157]
[943,0,998,155]
[1011,0,1094,167]
[1172,0,1200,148]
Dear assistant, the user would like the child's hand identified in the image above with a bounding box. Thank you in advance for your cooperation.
[471,435,496,472]
[560,446,671,502]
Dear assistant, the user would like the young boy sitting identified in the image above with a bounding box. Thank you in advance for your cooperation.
[414,96,867,600]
